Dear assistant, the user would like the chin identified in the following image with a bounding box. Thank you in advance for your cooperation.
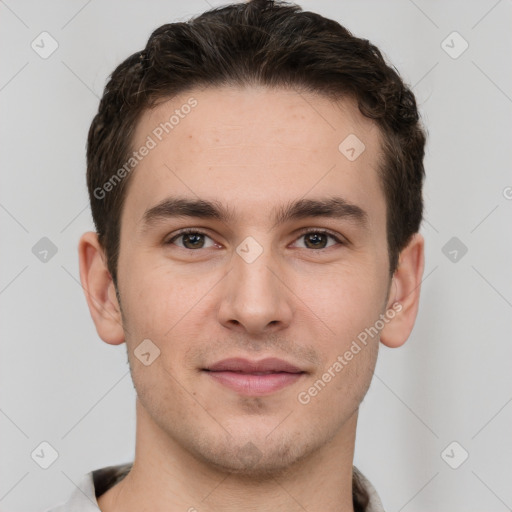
[189,432,316,480]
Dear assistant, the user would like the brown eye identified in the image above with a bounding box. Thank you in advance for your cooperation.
[294,230,343,250]
[167,230,215,250]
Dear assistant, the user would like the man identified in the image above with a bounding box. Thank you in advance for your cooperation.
[48,0,425,510]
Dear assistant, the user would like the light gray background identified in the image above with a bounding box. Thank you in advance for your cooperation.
[1,1,511,511]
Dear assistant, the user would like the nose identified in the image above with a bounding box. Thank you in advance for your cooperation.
[217,242,293,335]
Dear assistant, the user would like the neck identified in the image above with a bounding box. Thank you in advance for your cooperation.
[98,399,359,512]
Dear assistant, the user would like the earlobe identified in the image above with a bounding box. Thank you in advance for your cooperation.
[78,231,125,346]
[380,233,425,349]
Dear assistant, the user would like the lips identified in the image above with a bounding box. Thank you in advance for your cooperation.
[203,357,305,396]
[205,357,304,374]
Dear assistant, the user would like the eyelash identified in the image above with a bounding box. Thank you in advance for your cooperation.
[166,228,345,250]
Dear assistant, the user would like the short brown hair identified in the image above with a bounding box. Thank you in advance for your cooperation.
[87,0,426,287]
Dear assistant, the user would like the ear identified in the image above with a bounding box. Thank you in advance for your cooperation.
[78,231,125,345]
[380,232,425,348]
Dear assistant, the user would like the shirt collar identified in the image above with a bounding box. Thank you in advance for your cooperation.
[47,463,385,511]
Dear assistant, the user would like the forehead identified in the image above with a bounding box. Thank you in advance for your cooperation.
[137,85,379,154]
[122,85,385,231]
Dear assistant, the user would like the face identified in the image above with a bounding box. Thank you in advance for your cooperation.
[115,86,392,476]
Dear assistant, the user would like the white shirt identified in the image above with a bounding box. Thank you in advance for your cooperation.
[45,463,386,511]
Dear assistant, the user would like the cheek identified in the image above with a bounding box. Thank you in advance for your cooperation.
[306,265,384,397]
[120,263,219,396]
[121,261,211,339]
[303,264,386,340]
[122,269,202,412]
[296,276,381,416]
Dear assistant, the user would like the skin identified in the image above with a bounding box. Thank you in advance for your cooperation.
[79,85,424,512]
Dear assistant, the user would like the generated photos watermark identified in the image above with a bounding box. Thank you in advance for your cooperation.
[93,97,198,200]
[297,301,402,405]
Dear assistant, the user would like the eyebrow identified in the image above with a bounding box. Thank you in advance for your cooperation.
[140,195,369,232]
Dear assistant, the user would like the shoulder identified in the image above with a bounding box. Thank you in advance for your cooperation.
[353,466,386,512]
[43,463,133,512]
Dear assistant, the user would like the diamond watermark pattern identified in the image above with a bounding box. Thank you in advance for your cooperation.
[32,237,58,263]
[441,31,469,59]
[31,31,59,59]
[31,441,59,469]
[338,134,366,161]
[442,236,468,263]
[236,236,263,264]
[134,338,161,366]
[236,442,263,468]
[441,441,469,469]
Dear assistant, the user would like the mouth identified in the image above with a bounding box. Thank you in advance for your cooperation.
[202,357,306,396]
